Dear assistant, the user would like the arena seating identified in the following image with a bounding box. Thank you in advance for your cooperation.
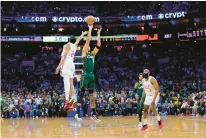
[1,42,206,118]
[1,1,192,17]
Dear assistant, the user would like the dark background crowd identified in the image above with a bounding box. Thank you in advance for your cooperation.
[1,1,206,118]
[1,41,206,118]
[1,1,194,17]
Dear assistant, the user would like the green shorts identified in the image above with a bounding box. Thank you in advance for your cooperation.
[80,73,95,89]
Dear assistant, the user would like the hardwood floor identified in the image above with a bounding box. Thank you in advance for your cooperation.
[1,116,206,138]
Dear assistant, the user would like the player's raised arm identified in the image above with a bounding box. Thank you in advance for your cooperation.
[151,78,159,103]
[92,28,102,56]
[82,25,93,57]
[74,31,88,46]
[55,44,70,74]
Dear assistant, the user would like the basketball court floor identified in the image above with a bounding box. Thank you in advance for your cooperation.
[1,116,206,138]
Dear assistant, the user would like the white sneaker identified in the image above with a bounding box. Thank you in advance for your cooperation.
[75,114,82,121]
[91,115,100,122]
[138,122,143,127]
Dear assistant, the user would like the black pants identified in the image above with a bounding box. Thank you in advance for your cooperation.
[182,108,186,114]
[19,109,24,117]
[127,108,133,115]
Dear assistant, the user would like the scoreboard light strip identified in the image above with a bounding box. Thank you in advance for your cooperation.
[43,35,137,42]
[43,36,69,42]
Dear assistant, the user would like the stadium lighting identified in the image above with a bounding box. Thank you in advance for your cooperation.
[59,28,63,32]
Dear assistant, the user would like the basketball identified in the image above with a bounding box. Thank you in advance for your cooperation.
[86,15,95,25]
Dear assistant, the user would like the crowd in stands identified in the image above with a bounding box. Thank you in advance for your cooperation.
[1,1,193,17]
[1,42,206,118]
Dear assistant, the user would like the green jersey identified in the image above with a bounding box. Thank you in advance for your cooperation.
[83,52,95,73]
[136,82,143,101]
[135,81,144,108]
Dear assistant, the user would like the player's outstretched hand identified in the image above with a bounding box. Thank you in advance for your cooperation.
[55,66,61,74]
[82,31,88,36]
[88,25,93,30]
[97,28,102,35]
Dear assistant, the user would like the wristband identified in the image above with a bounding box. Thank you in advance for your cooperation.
[97,35,100,37]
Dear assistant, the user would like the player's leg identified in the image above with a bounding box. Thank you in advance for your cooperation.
[63,74,76,112]
[138,106,143,126]
[150,105,163,128]
[63,75,70,100]
[75,87,85,121]
[88,75,100,122]
[141,95,152,131]
[64,64,77,112]
[63,77,77,112]
[69,77,75,99]
[150,96,163,128]
[89,89,100,122]
[75,75,88,121]
[89,89,95,115]
[69,64,76,100]
[136,98,143,126]
[141,104,150,130]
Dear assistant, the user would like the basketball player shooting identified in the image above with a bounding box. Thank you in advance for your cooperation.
[140,69,163,131]
[75,25,102,122]
[55,31,88,112]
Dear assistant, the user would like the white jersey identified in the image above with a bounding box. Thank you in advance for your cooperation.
[142,76,156,96]
[61,42,76,61]
[61,42,76,76]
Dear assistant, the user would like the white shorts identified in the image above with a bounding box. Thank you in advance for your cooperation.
[61,59,75,78]
[144,94,159,106]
